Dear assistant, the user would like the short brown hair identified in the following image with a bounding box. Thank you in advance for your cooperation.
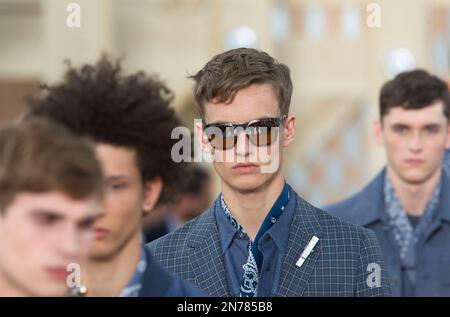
[0,118,104,212]
[379,69,450,120]
[190,48,293,118]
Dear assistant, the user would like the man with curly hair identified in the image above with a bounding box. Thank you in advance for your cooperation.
[27,56,203,297]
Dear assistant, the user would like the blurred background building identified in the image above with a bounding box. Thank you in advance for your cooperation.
[1,0,450,206]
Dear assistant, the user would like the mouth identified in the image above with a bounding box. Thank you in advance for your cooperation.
[405,159,425,165]
[232,163,259,173]
[93,227,109,240]
[46,266,70,280]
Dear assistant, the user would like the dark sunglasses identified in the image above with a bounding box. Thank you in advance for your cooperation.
[202,115,287,150]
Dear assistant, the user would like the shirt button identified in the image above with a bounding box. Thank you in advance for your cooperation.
[238,233,244,239]
[270,217,277,224]
[264,235,271,241]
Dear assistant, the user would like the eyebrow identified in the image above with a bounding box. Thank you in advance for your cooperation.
[390,123,442,128]
[106,175,130,181]
[78,212,104,226]
[206,116,279,125]
[205,119,241,125]
[31,209,104,224]
[31,209,64,218]
[390,123,409,127]
[423,123,441,128]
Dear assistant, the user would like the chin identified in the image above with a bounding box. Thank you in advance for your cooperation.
[401,171,433,184]
[227,175,272,192]
[42,285,68,297]
[89,243,117,260]
[31,280,68,297]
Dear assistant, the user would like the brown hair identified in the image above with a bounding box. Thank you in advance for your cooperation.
[189,48,293,118]
[0,117,104,212]
[379,69,450,120]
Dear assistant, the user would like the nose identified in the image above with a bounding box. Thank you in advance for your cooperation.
[58,225,82,260]
[235,129,250,157]
[408,132,423,152]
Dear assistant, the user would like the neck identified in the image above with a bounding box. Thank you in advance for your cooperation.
[387,166,441,216]
[221,172,285,240]
[83,231,141,296]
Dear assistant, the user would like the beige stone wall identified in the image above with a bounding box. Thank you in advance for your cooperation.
[1,0,449,204]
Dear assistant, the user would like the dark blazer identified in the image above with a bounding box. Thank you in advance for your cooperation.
[325,168,450,296]
[147,189,391,297]
[144,220,170,243]
[139,247,205,297]
[444,150,450,175]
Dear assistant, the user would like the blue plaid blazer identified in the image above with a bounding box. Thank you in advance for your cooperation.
[138,247,205,297]
[146,190,391,297]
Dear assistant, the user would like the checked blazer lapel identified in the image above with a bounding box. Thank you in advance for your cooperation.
[278,194,322,296]
[186,202,231,297]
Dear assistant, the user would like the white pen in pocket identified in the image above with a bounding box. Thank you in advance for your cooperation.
[296,235,319,268]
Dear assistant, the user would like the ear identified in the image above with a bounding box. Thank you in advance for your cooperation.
[195,121,212,154]
[142,176,163,215]
[282,115,296,147]
[373,119,384,146]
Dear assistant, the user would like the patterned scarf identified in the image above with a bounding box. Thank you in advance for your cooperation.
[220,184,290,297]
[384,175,441,268]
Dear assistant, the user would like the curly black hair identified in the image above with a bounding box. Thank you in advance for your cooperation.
[27,55,186,205]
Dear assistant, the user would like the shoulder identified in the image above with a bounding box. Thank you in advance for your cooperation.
[322,193,362,220]
[139,247,205,297]
[322,170,386,222]
[313,203,378,245]
[294,194,379,254]
[310,203,389,287]
[293,195,391,296]
[145,208,215,260]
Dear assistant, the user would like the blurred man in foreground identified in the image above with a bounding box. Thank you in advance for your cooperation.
[27,56,203,296]
[0,118,104,296]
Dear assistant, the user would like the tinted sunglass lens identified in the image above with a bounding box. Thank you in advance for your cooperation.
[247,119,280,146]
[205,125,237,150]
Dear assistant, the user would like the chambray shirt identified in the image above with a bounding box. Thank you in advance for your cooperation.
[444,150,450,176]
[384,175,441,297]
[120,247,147,297]
[215,184,296,297]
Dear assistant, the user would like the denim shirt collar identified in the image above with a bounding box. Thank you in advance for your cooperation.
[215,183,296,256]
